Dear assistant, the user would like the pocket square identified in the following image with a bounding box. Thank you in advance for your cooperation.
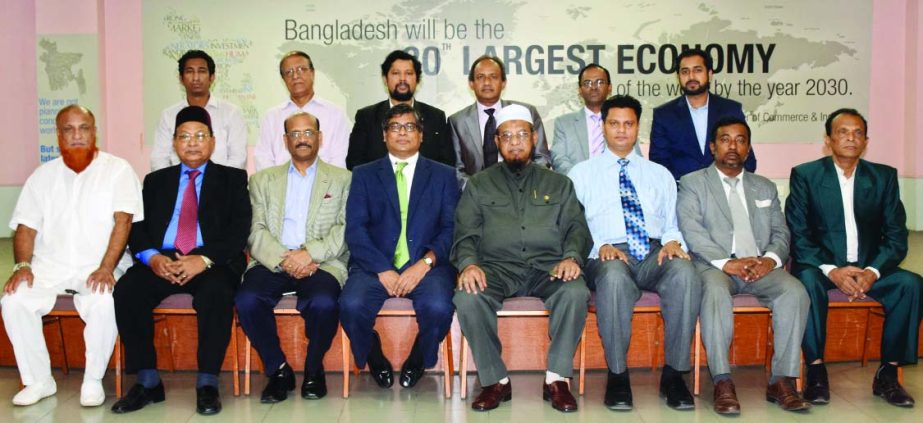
[755,199,772,208]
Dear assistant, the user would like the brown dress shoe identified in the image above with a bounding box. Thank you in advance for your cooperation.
[471,382,512,411]
[543,381,578,412]
[713,379,740,415]
[766,378,811,412]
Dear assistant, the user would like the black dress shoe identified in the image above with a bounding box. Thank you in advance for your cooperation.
[399,364,425,388]
[604,371,633,411]
[873,373,915,407]
[196,385,222,415]
[261,363,295,403]
[659,371,694,410]
[803,364,830,404]
[367,331,393,388]
[111,382,165,413]
[302,369,327,399]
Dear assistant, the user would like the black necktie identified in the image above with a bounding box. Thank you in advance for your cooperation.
[482,108,498,167]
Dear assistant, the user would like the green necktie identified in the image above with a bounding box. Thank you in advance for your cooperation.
[393,162,410,268]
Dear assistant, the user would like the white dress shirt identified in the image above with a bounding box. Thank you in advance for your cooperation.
[10,152,144,286]
[710,167,782,271]
[152,96,248,170]
[819,164,880,278]
[389,152,419,195]
[255,97,349,170]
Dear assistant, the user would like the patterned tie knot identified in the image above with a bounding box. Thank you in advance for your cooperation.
[395,162,408,174]
[618,158,630,168]
[187,169,201,180]
[485,108,495,116]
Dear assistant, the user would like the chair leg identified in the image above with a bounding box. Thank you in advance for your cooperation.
[578,325,586,396]
[442,336,452,399]
[341,327,350,398]
[231,314,240,397]
[898,367,904,385]
[693,319,701,396]
[764,313,773,377]
[861,308,874,367]
[460,336,469,400]
[115,336,122,398]
[244,337,252,396]
[796,353,803,392]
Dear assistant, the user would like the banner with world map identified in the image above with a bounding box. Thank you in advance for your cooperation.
[36,34,101,163]
[142,0,870,146]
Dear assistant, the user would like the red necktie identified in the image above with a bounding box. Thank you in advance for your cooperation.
[174,169,200,254]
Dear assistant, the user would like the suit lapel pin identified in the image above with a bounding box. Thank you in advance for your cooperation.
[543,194,551,203]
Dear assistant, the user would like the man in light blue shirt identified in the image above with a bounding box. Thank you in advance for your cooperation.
[569,95,700,411]
[236,111,351,403]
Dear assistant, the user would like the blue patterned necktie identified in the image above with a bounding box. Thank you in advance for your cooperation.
[618,159,650,261]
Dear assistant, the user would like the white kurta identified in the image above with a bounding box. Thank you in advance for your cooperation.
[1,152,143,385]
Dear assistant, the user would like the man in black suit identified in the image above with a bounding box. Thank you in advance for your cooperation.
[112,106,251,416]
[346,50,455,169]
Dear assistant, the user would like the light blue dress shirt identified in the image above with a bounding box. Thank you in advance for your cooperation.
[686,95,709,154]
[281,161,318,249]
[137,162,207,265]
[568,149,685,259]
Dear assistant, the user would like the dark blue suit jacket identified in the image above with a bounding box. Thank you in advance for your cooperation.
[650,94,756,180]
[345,155,460,273]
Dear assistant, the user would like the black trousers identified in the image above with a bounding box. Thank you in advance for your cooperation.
[114,262,239,374]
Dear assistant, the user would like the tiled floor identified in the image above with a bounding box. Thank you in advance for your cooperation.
[0,364,921,422]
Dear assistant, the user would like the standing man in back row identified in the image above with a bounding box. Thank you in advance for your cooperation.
[255,51,350,170]
[448,55,550,186]
[650,48,755,181]
[346,50,455,169]
[152,50,248,170]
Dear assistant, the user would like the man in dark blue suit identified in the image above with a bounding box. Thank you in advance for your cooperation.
[650,48,756,180]
[340,103,459,389]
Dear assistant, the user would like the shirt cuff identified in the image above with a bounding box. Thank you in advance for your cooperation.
[136,249,161,266]
[819,264,836,277]
[711,258,731,271]
[763,252,783,269]
[865,266,881,279]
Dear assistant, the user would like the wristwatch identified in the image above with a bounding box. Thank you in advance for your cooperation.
[201,256,214,270]
[422,256,434,268]
[12,262,31,273]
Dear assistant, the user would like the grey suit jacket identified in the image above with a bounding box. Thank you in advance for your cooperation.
[676,166,789,265]
[551,109,643,175]
[550,109,588,176]
[448,99,551,185]
[247,159,352,284]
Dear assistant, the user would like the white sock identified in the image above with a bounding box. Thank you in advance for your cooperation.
[498,377,510,385]
[545,371,566,384]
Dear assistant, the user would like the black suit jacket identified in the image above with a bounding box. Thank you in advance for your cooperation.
[345,99,455,169]
[129,161,252,274]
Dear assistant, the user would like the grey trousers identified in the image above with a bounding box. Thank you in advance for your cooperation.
[453,264,590,386]
[698,263,809,378]
[585,244,701,374]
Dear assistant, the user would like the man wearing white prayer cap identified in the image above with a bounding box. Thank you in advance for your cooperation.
[452,102,592,413]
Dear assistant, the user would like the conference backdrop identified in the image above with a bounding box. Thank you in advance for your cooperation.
[140,0,871,151]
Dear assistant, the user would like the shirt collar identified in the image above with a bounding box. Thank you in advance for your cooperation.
[584,106,601,120]
[185,95,217,110]
[477,100,502,115]
[288,159,318,177]
[389,152,419,168]
[285,97,318,111]
[389,98,415,108]
[714,165,744,183]
[602,147,641,166]
[832,161,857,182]
[684,93,710,111]
[180,161,208,176]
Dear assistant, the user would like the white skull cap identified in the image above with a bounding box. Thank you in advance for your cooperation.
[494,104,533,127]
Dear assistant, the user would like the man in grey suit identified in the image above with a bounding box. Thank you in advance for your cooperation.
[677,117,811,415]
[553,64,645,175]
[448,55,550,186]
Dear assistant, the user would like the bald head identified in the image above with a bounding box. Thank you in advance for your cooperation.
[55,104,95,128]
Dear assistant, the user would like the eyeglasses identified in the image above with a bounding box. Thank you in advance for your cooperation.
[174,131,211,144]
[59,125,93,137]
[580,79,609,88]
[386,122,421,133]
[497,130,532,143]
[286,129,319,140]
[282,66,311,79]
